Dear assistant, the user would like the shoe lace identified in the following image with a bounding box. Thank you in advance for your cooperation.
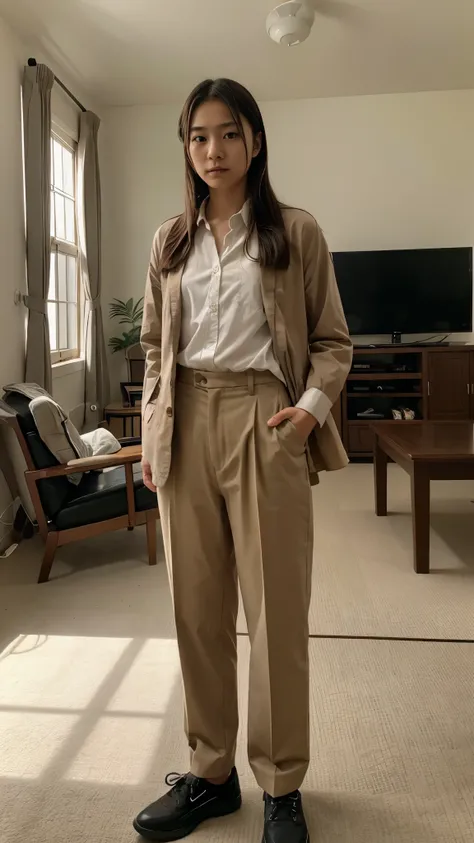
[164,771,200,800]
[165,772,187,789]
[268,792,300,823]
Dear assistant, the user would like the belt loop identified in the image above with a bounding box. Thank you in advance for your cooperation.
[248,370,255,395]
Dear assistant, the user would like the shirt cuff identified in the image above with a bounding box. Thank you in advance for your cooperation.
[295,388,333,427]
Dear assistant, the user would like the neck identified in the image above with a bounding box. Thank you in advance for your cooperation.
[206,183,247,223]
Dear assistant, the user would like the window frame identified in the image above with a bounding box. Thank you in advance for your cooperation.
[49,127,82,365]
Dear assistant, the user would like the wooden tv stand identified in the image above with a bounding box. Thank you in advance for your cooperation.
[337,344,474,459]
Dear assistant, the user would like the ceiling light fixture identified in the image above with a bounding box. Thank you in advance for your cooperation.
[266,1,315,47]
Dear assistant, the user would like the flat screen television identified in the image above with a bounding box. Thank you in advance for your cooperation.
[332,247,473,336]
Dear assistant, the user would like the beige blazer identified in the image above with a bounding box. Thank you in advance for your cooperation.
[141,207,353,489]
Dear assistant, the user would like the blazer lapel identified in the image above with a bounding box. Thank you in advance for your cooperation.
[261,266,297,403]
[260,266,277,349]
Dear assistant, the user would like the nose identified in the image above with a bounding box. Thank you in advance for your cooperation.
[207,136,224,161]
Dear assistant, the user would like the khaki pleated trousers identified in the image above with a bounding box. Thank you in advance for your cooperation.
[158,366,313,798]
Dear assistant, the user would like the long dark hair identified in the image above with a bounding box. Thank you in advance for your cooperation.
[160,78,290,273]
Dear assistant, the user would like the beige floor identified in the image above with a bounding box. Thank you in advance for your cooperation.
[273,464,474,639]
[1,464,474,842]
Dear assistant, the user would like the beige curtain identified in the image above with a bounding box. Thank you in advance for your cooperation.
[77,111,110,428]
[22,63,54,393]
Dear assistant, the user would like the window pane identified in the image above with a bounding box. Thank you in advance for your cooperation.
[53,140,63,191]
[50,140,54,187]
[48,302,58,351]
[63,147,74,197]
[48,252,56,300]
[65,197,75,243]
[67,304,78,351]
[55,193,65,241]
[58,302,68,349]
[50,190,55,237]
[66,255,77,302]
[57,253,67,301]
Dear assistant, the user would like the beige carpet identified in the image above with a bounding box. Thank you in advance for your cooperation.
[1,634,473,843]
[240,463,474,640]
[2,465,474,645]
[2,465,474,841]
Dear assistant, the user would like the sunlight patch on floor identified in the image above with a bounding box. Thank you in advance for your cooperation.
[0,635,181,785]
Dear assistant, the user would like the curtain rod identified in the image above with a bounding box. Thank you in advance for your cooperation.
[27,57,87,113]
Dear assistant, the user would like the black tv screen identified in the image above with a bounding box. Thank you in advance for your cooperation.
[332,247,473,335]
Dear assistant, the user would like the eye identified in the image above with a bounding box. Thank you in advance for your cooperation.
[224,132,239,140]
[191,135,206,143]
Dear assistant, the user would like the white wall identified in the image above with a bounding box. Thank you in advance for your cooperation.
[101,103,183,389]
[101,88,474,391]
[263,91,474,252]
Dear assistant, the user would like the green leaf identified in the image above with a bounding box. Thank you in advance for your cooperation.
[109,300,130,318]
[109,296,144,351]
[132,297,144,319]
[108,336,126,353]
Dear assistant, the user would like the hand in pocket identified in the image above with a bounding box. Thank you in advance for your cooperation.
[267,406,317,443]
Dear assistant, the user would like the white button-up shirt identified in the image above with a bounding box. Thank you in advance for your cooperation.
[177,201,331,425]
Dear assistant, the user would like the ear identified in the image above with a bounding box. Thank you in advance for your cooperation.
[252,131,262,158]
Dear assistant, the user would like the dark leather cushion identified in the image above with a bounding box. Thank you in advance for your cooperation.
[54,463,157,530]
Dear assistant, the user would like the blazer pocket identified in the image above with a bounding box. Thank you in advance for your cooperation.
[143,376,161,411]
[144,401,157,425]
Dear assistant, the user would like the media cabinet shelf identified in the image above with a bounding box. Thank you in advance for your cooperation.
[347,419,424,425]
[347,373,422,380]
[338,344,474,459]
[347,393,423,399]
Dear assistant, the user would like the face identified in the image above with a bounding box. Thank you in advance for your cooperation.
[188,98,262,193]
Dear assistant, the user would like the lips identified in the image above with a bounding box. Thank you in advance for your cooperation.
[207,168,228,174]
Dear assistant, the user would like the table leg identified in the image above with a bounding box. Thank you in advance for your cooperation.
[411,463,430,574]
[374,434,388,516]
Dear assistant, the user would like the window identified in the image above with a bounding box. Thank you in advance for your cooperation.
[48,131,80,363]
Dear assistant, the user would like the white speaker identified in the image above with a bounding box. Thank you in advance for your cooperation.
[266,2,315,47]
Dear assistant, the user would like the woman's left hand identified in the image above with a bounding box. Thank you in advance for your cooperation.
[267,407,317,443]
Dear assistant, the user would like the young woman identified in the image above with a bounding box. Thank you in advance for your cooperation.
[135,78,352,843]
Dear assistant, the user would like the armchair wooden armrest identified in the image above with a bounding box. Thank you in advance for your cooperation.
[66,445,143,472]
[26,445,143,481]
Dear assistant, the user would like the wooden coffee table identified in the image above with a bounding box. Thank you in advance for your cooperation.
[373,422,474,573]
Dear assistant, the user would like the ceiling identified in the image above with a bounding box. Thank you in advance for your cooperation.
[2,0,474,106]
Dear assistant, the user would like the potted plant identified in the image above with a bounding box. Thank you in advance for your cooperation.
[108,297,144,353]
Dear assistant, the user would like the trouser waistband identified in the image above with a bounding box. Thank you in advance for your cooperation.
[176,365,281,395]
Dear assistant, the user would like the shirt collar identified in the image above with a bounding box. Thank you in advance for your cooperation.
[197,199,250,230]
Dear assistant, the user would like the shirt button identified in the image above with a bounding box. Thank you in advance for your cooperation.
[166,407,173,417]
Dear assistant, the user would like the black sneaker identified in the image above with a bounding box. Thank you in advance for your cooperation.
[133,768,242,841]
[262,790,309,843]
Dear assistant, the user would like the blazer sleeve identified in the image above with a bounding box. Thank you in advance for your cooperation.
[302,216,353,409]
[140,230,162,413]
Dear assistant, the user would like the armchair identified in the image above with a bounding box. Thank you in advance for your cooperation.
[0,390,158,583]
